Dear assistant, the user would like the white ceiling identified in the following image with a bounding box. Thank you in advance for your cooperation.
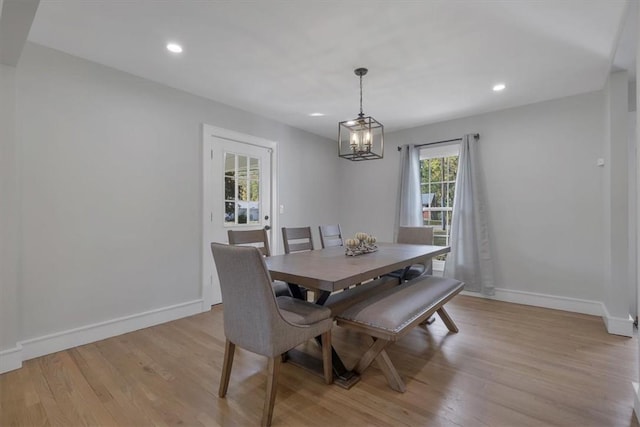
[26,0,634,140]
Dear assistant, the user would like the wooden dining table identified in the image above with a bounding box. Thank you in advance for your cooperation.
[264,242,451,388]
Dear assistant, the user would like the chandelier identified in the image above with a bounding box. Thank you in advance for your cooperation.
[338,68,384,161]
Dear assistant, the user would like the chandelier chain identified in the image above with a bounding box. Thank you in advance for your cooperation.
[359,74,364,117]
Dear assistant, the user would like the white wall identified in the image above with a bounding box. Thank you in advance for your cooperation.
[603,71,631,330]
[274,128,343,252]
[13,43,338,349]
[340,91,606,303]
[0,64,20,352]
[630,111,638,319]
[634,0,640,419]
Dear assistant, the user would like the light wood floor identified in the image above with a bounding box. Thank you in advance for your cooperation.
[1,296,638,426]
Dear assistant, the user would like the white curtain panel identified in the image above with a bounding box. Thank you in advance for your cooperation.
[444,134,495,295]
[395,144,422,240]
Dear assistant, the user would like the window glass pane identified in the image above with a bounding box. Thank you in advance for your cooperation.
[225,177,235,200]
[429,158,443,182]
[433,184,444,206]
[446,183,455,207]
[429,184,441,207]
[248,202,260,223]
[421,190,434,207]
[249,157,259,180]
[434,233,448,246]
[225,202,235,223]
[225,153,235,177]
[446,156,458,181]
[238,156,248,179]
[238,180,247,201]
[420,160,429,182]
[238,206,247,224]
[250,180,259,201]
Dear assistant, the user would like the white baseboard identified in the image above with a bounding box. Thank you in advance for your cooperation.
[0,344,23,374]
[461,287,604,316]
[461,287,634,337]
[0,299,206,374]
[602,306,634,337]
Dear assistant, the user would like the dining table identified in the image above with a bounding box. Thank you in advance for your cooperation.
[264,242,451,388]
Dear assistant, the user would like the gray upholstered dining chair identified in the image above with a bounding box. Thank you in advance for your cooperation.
[281,226,314,253]
[211,243,333,427]
[281,226,314,299]
[318,224,344,248]
[398,226,434,277]
[227,229,291,298]
[392,226,435,281]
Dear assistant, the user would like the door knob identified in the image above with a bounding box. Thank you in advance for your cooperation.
[264,225,271,231]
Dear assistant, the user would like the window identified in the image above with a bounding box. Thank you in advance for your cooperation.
[419,144,459,251]
[224,152,261,225]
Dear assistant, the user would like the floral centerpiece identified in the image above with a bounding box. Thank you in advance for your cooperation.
[345,232,378,256]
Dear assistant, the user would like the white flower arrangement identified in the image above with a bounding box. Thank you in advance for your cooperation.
[345,233,378,256]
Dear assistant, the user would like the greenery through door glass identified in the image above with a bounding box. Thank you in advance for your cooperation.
[420,155,458,259]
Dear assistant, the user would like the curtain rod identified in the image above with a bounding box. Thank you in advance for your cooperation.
[397,133,480,151]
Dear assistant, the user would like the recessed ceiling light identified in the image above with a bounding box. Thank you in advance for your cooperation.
[493,83,506,92]
[166,43,183,53]
[309,113,325,117]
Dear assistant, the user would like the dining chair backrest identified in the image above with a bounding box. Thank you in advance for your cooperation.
[319,224,343,248]
[211,243,289,356]
[282,226,314,254]
[227,228,293,298]
[396,226,434,246]
[228,229,271,257]
[396,226,434,278]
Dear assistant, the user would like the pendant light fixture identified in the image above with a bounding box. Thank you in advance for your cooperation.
[338,67,384,161]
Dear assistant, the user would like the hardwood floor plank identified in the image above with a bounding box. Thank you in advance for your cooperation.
[1,297,638,426]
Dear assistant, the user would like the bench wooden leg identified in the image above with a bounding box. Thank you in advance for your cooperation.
[376,348,406,393]
[437,307,459,333]
[354,338,406,393]
[354,338,388,373]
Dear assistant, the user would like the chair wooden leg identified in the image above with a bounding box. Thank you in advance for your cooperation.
[437,307,459,333]
[262,356,281,427]
[219,339,235,398]
[321,331,333,384]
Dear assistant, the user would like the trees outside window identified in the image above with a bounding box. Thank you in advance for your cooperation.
[420,146,459,256]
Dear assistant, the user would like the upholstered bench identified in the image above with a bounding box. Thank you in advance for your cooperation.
[335,276,464,392]
[324,275,400,317]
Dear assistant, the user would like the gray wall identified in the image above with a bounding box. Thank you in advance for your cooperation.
[14,43,339,342]
[0,64,20,351]
[5,40,634,357]
[603,71,630,320]
[339,91,606,303]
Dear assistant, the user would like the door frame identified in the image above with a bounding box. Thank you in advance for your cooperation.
[201,123,279,308]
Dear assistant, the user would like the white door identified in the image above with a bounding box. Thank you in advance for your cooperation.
[202,125,277,307]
